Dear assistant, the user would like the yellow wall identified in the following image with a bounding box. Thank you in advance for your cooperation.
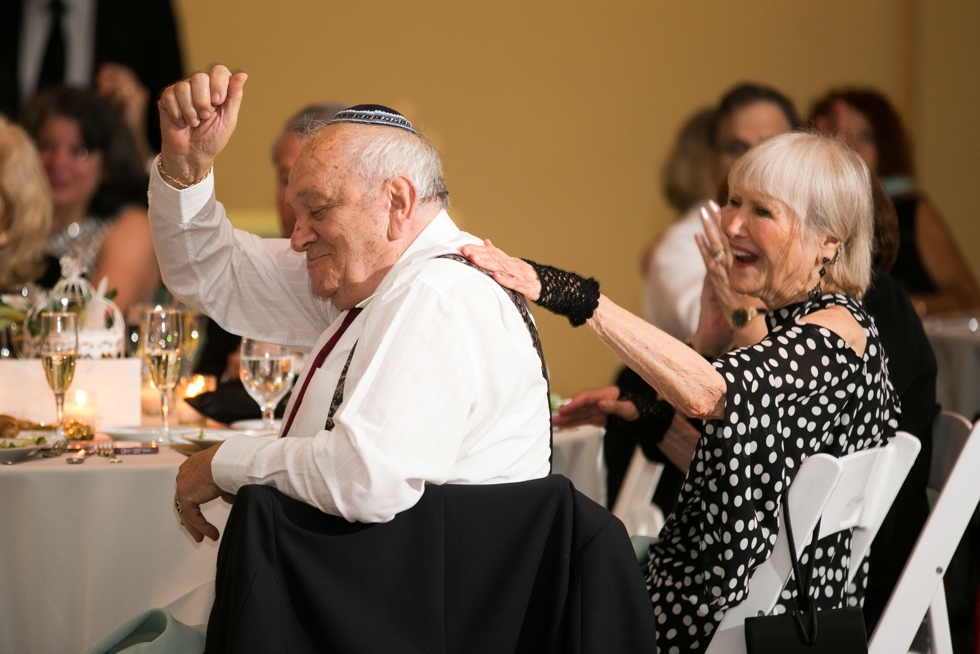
[170,0,975,397]
[915,0,980,284]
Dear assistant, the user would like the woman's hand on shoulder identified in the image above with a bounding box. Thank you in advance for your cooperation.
[460,239,542,301]
[552,386,638,429]
[799,305,867,358]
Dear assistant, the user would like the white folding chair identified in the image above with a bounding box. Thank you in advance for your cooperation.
[869,412,977,654]
[928,410,973,496]
[612,446,665,537]
[706,432,921,654]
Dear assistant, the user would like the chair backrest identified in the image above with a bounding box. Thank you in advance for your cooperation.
[611,446,665,537]
[928,410,972,491]
[823,432,922,586]
[705,432,920,654]
[869,415,980,654]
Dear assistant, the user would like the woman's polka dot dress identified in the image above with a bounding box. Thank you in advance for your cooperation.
[645,293,900,653]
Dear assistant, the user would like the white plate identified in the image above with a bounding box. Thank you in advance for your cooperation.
[101,426,201,440]
[230,419,282,432]
[0,434,52,464]
[181,429,276,448]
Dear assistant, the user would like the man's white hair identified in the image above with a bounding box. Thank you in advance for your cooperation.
[313,123,450,209]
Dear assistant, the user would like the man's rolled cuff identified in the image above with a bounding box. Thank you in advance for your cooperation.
[149,156,215,225]
[210,434,275,495]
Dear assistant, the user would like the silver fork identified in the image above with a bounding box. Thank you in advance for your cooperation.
[42,438,68,457]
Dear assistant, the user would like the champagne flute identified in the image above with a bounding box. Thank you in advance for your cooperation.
[144,309,182,443]
[125,304,150,358]
[39,312,78,438]
[180,310,204,381]
[240,338,297,430]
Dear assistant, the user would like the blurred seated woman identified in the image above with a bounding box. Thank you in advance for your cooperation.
[463,132,898,652]
[21,86,160,313]
[0,118,51,293]
[811,88,980,315]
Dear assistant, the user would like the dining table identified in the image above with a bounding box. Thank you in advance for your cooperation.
[924,313,980,422]
[0,423,606,653]
[552,424,606,507]
[0,442,230,653]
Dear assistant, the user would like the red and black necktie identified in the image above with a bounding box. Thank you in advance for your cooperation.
[280,308,362,438]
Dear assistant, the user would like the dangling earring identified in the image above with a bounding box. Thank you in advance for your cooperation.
[808,257,829,301]
[831,243,843,265]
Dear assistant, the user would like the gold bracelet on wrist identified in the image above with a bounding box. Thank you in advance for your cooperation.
[157,156,212,189]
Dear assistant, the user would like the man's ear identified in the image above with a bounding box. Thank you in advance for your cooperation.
[386,175,417,240]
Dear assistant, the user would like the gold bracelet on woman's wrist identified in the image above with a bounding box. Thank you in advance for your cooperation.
[157,156,212,189]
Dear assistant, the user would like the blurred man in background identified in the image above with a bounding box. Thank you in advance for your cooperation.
[271,102,347,237]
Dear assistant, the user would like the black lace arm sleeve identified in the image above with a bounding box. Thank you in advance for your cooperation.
[522,259,600,327]
[607,367,675,452]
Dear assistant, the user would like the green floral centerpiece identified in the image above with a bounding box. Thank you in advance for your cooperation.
[0,257,124,359]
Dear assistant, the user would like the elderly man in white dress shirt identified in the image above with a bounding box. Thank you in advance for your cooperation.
[154,66,551,542]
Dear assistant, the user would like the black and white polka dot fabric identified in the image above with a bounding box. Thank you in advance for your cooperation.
[645,293,900,653]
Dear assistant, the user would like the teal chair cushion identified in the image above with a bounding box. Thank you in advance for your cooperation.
[631,534,659,568]
[84,609,205,654]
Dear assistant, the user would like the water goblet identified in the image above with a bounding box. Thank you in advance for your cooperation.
[240,338,297,430]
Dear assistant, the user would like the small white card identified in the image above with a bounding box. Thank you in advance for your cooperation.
[0,359,141,428]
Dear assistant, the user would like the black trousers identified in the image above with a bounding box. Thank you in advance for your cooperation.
[206,476,658,654]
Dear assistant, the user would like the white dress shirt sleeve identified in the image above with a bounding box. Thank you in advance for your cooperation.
[211,276,494,524]
[148,162,340,350]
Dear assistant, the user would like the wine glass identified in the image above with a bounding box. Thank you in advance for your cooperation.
[144,309,182,443]
[39,312,78,438]
[180,310,204,381]
[240,338,297,430]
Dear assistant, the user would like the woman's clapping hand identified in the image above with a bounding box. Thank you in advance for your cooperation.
[692,201,766,356]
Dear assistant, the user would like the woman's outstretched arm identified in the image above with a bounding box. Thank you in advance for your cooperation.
[461,240,727,420]
[588,295,726,419]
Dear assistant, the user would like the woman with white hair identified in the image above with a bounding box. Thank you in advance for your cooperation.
[0,117,51,293]
[462,132,899,652]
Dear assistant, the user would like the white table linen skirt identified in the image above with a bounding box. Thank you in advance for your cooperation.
[0,447,229,653]
[925,316,980,421]
[552,425,605,507]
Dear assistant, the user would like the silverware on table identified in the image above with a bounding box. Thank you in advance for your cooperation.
[66,447,89,464]
[42,439,68,457]
[97,442,122,464]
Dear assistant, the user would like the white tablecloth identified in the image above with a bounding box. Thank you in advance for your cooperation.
[0,425,605,652]
[0,446,229,653]
[925,315,980,422]
[552,425,605,507]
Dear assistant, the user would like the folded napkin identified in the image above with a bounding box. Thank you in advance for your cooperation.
[184,380,289,425]
[84,609,204,654]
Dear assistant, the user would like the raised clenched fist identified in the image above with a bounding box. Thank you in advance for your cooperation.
[157,64,247,187]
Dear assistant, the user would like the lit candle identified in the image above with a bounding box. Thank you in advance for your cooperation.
[64,389,98,425]
[176,374,215,425]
